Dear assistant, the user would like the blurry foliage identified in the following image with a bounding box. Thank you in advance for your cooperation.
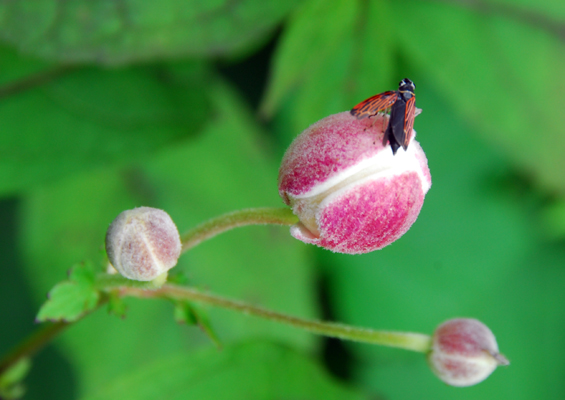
[0,0,564,399]
[79,341,366,400]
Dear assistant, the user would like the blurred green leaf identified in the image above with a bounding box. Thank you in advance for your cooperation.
[268,0,565,200]
[542,199,565,239]
[260,0,359,117]
[0,0,300,64]
[36,263,99,322]
[320,83,565,400]
[0,358,31,400]
[390,0,565,194]
[140,78,318,348]
[19,78,317,396]
[8,0,565,398]
[80,341,366,400]
[264,0,396,139]
[0,51,211,195]
[0,45,54,85]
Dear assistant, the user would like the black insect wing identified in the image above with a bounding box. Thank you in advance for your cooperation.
[383,94,408,155]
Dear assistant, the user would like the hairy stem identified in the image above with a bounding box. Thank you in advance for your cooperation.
[1,208,297,374]
[1,206,430,378]
[121,284,432,353]
[180,207,298,253]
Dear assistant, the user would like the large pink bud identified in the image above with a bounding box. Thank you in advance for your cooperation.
[278,111,431,254]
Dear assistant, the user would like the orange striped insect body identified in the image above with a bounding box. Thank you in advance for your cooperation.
[350,78,416,155]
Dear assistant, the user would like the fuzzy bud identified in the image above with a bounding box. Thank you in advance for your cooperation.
[428,318,509,387]
[278,111,431,254]
[105,207,182,281]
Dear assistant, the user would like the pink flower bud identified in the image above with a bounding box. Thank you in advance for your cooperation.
[428,318,509,387]
[105,207,182,281]
[278,111,431,254]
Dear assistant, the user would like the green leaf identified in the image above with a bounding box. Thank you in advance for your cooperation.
[321,84,565,400]
[0,52,211,195]
[542,199,565,239]
[389,0,565,195]
[0,44,54,86]
[36,264,99,322]
[260,0,360,118]
[263,0,396,139]
[80,341,367,400]
[0,358,31,400]
[19,78,317,396]
[0,0,300,64]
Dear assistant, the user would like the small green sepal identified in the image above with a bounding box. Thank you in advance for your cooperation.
[107,292,128,319]
[173,301,222,348]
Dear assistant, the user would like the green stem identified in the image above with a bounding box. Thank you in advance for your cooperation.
[0,208,297,374]
[0,294,113,375]
[121,284,432,353]
[1,207,430,377]
[180,207,298,253]
[0,322,69,375]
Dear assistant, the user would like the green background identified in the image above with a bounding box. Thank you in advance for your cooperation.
[1,0,564,398]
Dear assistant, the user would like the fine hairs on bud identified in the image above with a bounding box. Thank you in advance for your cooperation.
[278,111,431,254]
[428,318,509,387]
[105,207,182,281]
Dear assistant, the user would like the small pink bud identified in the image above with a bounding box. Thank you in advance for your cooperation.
[428,318,509,387]
[278,111,431,254]
[105,207,182,281]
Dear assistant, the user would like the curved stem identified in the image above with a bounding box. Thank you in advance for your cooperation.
[0,280,430,376]
[121,284,432,353]
[1,206,430,377]
[0,322,69,375]
[180,207,298,253]
[0,208,298,374]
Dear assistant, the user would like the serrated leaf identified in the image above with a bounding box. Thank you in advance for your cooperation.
[80,341,367,400]
[0,0,300,64]
[36,264,99,322]
[68,263,97,286]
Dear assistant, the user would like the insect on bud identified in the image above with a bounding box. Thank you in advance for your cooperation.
[105,207,182,281]
[428,318,509,387]
[278,111,431,254]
